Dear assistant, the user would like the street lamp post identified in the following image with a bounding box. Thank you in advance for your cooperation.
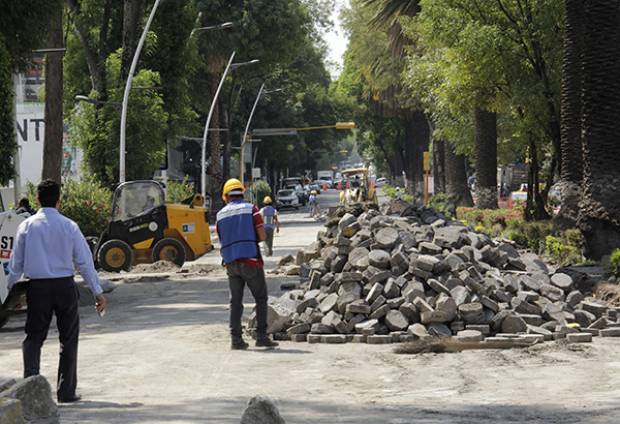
[119,0,162,183]
[200,54,259,199]
[240,86,282,185]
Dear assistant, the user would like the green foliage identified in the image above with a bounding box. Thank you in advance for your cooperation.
[27,178,112,237]
[382,183,413,203]
[0,38,16,185]
[59,178,112,237]
[166,177,195,203]
[69,51,168,185]
[544,234,582,267]
[251,180,272,208]
[610,249,620,276]
[429,193,454,219]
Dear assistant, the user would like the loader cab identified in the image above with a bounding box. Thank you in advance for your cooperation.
[112,181,165,221]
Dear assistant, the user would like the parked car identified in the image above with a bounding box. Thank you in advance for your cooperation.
[288,184,308,205]
[277,189,300,209]
[376,177,388,187]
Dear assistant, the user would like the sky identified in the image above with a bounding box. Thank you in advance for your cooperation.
[323,0,351,79]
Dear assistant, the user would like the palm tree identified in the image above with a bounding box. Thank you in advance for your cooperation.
[579,0,620,259]
[361,0,420,56]
[556,0,584,229]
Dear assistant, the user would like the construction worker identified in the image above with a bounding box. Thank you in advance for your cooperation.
[216,179,278,350]
[308,190,320,217]
[260,196,279,257]
[7,180,107,403]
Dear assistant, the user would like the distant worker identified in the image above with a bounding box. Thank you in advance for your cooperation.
[308,190,320,217]
[15,198,36,216]
[395,186,402,200]
[260,196,280,257]
[216,179,278,350]
[8,180,107,403]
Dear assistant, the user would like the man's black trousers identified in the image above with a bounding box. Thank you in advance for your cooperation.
[226,261,268,339]
[23,277,80,400]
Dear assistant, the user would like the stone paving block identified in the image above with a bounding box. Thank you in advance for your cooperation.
[366,335,393,345]
[567,333,592,343]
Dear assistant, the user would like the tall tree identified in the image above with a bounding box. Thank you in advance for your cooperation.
[578,0,620,259]
[444,141,472,207]
[557,0,584,229]
[42,2,65,183]
[0,0,57,185]
[474,107,498,209]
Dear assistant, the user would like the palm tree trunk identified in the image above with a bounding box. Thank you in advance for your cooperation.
[557,0,585,229]
[445,141,473,207]
[579,0,620,259]
[474,107,498,209]
[42,3,64,184]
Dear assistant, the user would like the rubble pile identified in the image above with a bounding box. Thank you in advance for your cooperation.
[260,205,620,345]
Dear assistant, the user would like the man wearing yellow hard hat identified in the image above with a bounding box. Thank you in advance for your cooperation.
[215,179,278,350]
[259,196,279,256]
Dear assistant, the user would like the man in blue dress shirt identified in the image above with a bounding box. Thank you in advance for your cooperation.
[8,180,107,403]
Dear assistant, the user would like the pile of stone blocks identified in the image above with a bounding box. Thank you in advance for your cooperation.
[0,376,58,424]
[259,205,619,345]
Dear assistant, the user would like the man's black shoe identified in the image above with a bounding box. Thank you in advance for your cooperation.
[231,338,249,350]
[256,337,279,348]
[58,395,82,404]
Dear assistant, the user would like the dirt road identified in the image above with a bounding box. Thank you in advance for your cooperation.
[2,191,620,423]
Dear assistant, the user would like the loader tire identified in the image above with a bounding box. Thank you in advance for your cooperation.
[152,238,186,267]
[98,239,133,272]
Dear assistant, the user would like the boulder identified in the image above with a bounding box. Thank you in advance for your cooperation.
[0,398,24,424]
[0,376,58,423]
[385,310,409,331]
[375,227,399,249]
[240,396,286,424]
[369,250,391,269]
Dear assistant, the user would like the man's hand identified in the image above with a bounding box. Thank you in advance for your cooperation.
[95,295,107,314]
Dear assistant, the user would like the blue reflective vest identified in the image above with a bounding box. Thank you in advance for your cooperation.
[216,200,258,264]
[261,206,277,229]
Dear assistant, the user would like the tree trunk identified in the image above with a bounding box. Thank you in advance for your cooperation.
[207,72,223,211]
[525,136,550,221]
[432,139,446,194]
[42,3,64,184]
[403,110,430,198]
[444,141,473,208]
[579,0,620,259]
[557,0,585,229]
[474,107,498,209]
[120,0,145,83]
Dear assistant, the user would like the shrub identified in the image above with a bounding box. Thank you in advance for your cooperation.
[252,180,272,208]
[27,179,112,237]
[610,249,620,276]
[166,177,194,204]
[544,235,582,266]
[429,192,454,218]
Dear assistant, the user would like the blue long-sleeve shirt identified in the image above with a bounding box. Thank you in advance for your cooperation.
[8,208,103,296]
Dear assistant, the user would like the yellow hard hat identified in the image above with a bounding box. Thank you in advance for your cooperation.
[263,196,272,204]
[222,178,245,201]
[311,190,317,195]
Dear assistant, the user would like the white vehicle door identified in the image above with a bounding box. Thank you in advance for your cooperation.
[0,211,26,305]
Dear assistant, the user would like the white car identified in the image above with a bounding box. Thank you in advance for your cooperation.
[376,177,388,187]
[276,189,300,210]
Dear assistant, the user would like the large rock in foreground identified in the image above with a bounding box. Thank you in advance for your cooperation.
[240,396,286,424]
[0,376,58,423]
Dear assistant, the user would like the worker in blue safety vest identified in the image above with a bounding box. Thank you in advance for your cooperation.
[215,179,279,350]
[259,196,279,257]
